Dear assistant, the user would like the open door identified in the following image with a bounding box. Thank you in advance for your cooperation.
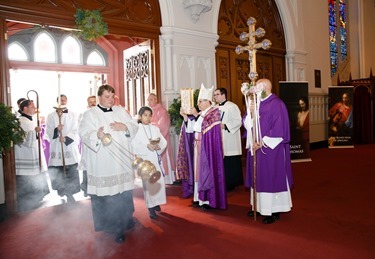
[124,40,154,116]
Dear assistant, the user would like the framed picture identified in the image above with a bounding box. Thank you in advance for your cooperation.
[180,88,194,114]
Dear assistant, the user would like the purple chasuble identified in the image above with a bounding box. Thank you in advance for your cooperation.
[198,107,227,209]
[176,120,195,198]
[245,94,293,192]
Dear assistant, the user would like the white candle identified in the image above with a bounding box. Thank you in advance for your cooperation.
[58,73,61,107]
[94,75,98,97]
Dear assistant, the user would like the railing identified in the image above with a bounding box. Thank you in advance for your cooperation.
[309,93,329,125]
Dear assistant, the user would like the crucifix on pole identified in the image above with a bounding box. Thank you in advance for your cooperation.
[235,17,272,85]
[235,17,272,221]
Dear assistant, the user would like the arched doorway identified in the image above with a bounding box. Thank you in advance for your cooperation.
[216,0,286,112]
[0,0,162,214]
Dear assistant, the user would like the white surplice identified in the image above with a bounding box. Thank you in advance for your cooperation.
[131,124,167,208]
[79,106,138,196]
[45,110,81,166]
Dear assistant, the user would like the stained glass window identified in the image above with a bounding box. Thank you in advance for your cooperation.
[339,0,347,61]
[329,0,347,76]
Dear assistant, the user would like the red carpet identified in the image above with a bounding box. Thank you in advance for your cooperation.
[0,144,375,259]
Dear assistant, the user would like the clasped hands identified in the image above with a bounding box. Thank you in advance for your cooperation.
[147,143,161,151]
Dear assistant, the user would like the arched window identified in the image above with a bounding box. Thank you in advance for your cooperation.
[87,50,105,66]
[61,36,82,64]
[8,42,28,61]
[329,0,347,76]
[34,32,57,63]
[9,28,108,66]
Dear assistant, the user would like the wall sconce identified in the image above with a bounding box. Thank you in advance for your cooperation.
[183,0,212,23]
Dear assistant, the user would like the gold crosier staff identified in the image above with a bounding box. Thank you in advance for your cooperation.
[26,90,42,171]
[235,17,271,221]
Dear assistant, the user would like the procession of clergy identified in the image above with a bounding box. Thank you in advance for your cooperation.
[15,79,292,243]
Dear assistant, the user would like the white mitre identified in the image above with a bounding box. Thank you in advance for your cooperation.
[197,83,214,104]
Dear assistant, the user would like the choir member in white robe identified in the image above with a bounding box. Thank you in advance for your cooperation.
[15,99,49,211]
[214,88,243,191]
[131,106,167,219]
[45,94,81,203]
[79,84,138,243]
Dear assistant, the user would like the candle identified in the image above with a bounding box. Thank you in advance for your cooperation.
[58,73,61,107]
[93,74,98,97]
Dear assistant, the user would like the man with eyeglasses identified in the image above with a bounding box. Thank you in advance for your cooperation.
[214,88,243,192]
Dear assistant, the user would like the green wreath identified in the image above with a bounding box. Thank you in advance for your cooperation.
[74,9,108,41]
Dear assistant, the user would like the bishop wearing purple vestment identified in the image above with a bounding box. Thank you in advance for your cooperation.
[177,84,227,210]
[244,79,293,224]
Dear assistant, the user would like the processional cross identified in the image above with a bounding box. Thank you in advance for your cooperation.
[235,17,271,221]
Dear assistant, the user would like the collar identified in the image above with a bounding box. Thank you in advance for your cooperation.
[201,105,213,117]
[219,100,228,106]
[20,113,33,121]
[261,93,272,101]
[56,109,68,114]
[97,104,113,112]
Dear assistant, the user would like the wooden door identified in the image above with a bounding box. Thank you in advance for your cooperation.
[216,0,287,112]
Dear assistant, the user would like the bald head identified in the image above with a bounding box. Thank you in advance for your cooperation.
[256,78,272,96]
[147,93,158,108]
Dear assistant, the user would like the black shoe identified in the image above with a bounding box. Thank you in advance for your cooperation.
[154,205,161,212]
[262,213,280,224]
[149,208,157,219]
[247,210,261,218]
[115,233,125,243]
[192,201,200,208]
[126,218,136,230]
[201,204,212,211]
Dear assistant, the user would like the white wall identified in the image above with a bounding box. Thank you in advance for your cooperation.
[361,0,375,77]
[159,0,219,109]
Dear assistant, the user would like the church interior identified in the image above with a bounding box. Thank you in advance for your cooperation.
[0,1,374,258]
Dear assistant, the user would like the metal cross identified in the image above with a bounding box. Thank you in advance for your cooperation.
[235,17,272,85]
[235,17,272,222]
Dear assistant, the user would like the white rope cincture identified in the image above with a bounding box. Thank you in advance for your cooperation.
[242,82,267,155]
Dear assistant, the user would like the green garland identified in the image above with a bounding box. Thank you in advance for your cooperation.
[0,103,25,154]
[74,9,108,41]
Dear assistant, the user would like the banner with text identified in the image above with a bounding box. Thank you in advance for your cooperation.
[328,86,354,148]
[279,82,311,162]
